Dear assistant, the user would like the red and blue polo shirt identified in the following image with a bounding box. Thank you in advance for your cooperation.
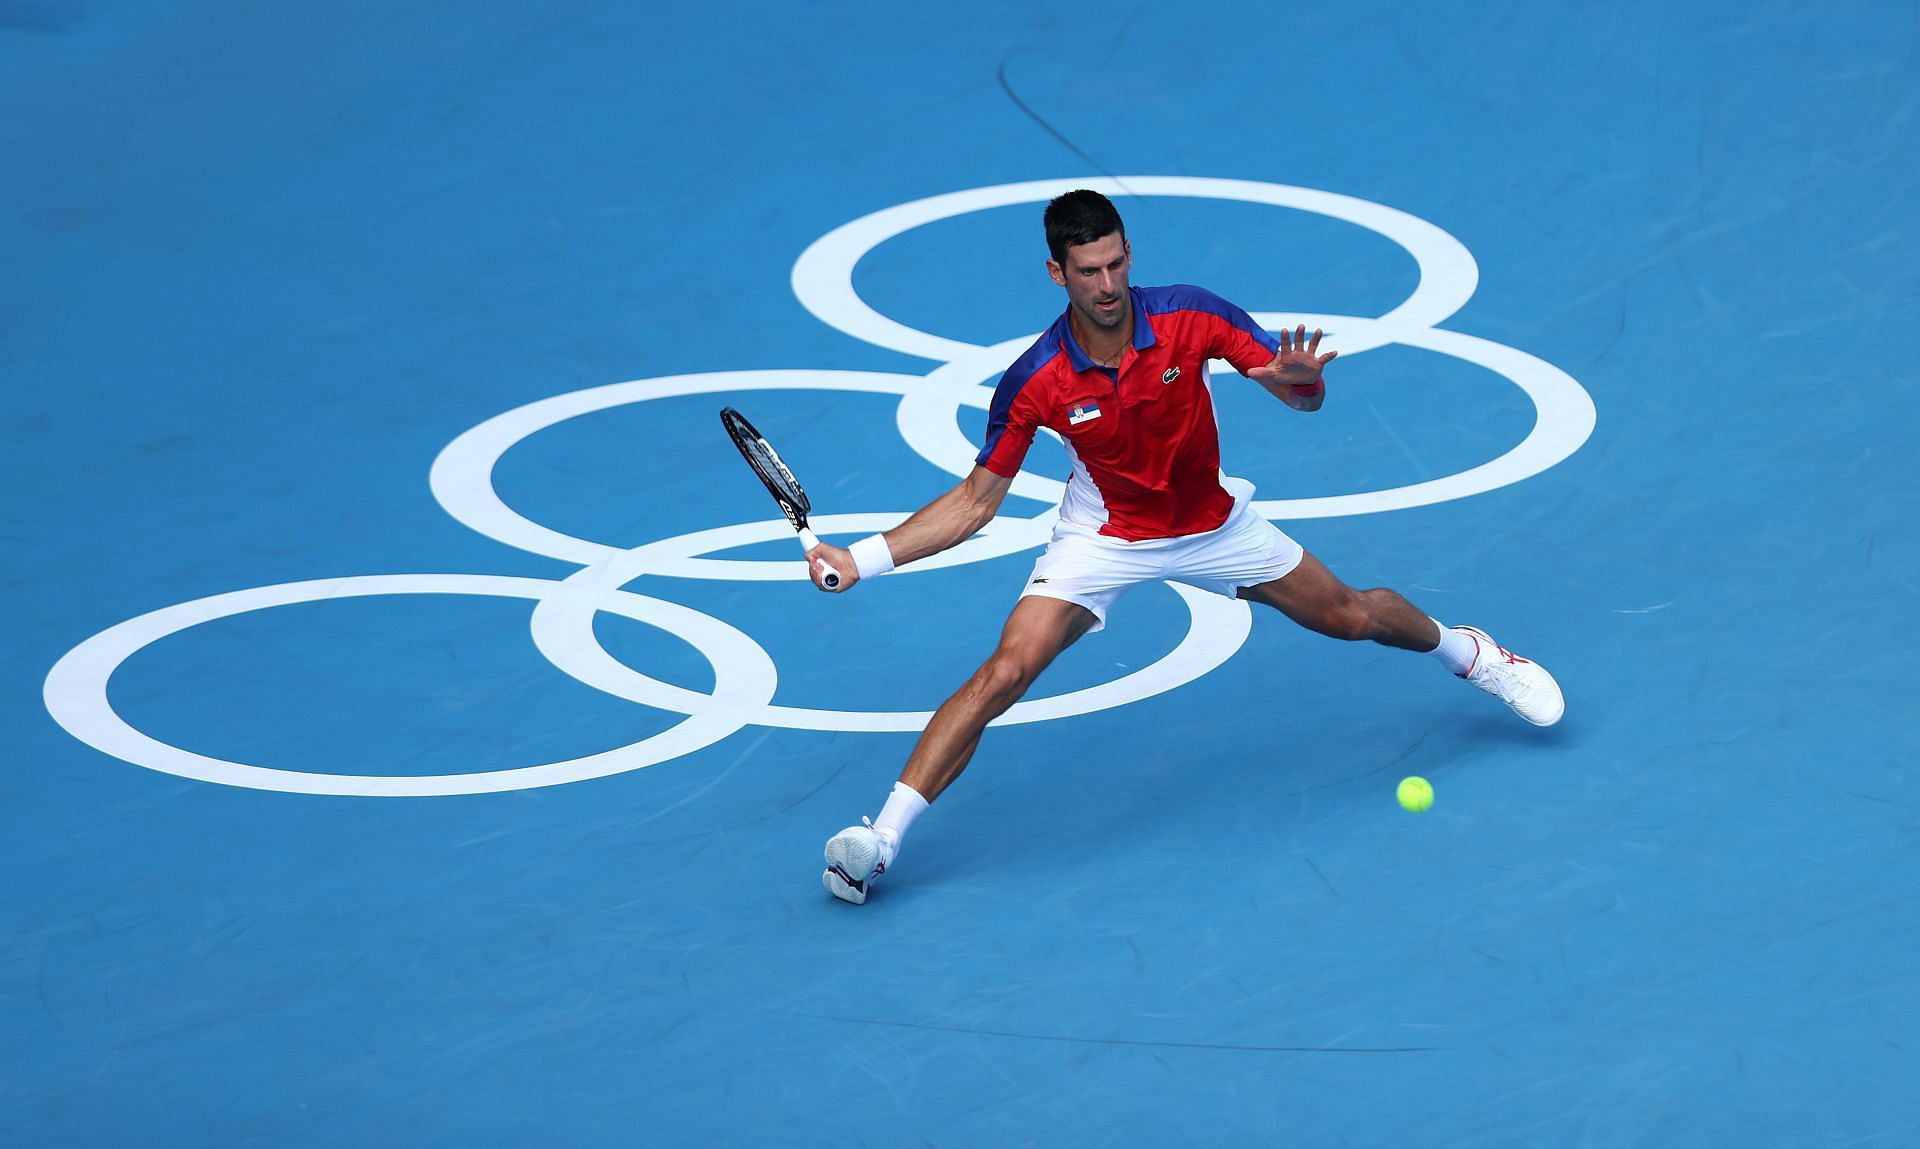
[976,284,1281,541]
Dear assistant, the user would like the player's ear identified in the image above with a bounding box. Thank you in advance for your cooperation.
[1046,258,1066,287]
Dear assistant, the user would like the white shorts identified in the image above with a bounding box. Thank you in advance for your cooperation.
[1020,483,1304,633]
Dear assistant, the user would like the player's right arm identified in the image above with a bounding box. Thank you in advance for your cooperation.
[808,340,1048,593]
[805,466,1013,593]
[874,465,1013,566]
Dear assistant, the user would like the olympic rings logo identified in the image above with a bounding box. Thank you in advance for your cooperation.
[43,177,1596,797]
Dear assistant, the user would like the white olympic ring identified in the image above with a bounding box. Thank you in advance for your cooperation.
[526,532,1249,734]
[42,575,777,796]
[43,177,1596,796]
[791,176,1481,362]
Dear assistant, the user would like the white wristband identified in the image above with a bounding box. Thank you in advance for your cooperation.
[849,534,896,579]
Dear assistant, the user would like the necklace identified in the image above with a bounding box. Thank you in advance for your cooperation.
[1072,310,1131,368]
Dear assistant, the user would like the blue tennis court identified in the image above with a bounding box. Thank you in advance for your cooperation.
[5,2,1917,1144]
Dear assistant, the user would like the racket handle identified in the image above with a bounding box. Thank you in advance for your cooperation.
[795,528,843,590]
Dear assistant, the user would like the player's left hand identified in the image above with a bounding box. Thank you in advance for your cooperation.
[1249,324,1336,388]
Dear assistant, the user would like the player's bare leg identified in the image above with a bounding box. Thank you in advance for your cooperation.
[823,595,1097,904]
[1236,551,1438,648]
[1239,550,1564,726]
[900,594,1098,800]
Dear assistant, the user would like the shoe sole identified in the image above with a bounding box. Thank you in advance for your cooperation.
[822,831,882,905]
[821,866,868,905]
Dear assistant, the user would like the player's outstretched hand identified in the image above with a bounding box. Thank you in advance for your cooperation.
[1249,324,1336,388]
[806,541,858,593]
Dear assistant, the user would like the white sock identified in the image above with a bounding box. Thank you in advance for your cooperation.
[872,781,929,855]
[1426,618,1478,676]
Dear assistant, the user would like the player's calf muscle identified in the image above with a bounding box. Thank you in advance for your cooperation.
[1308,587,1427,646]
[1362,588,1434,643]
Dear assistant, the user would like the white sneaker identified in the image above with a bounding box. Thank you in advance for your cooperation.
[1456,626,1565,727]
[822,818,896,905]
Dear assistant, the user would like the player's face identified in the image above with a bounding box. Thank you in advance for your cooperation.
[1049,232,1131,331]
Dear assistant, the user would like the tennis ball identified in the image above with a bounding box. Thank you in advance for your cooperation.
[1397,776,1433,813]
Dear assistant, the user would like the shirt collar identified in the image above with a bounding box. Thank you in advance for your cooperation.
[1060,286,1160,373]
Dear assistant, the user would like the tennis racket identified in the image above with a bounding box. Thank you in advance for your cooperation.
[719,406,846,589]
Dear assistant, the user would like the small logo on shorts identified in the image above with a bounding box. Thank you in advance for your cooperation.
[1067,402,1102,426]
[1030,577,1050,584]
[1162,366,1181,385]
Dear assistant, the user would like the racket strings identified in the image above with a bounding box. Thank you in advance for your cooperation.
[748,440,806,508]
[721,407,813,528]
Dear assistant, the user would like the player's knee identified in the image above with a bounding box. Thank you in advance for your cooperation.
[968,653,1035,711]
[1321,592,1374,642]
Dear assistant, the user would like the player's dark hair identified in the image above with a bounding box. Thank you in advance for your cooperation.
[1044,189,1126,266]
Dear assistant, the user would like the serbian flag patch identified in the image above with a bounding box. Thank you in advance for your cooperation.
[1068,401,1102,426]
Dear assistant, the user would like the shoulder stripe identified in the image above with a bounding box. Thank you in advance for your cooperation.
[1138,284,1278,353]
[976,321,1066,464]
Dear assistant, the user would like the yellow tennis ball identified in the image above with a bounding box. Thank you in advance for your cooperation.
[1397,776,1434,813]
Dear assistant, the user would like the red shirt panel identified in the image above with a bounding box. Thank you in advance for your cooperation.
[977,285,1280,541]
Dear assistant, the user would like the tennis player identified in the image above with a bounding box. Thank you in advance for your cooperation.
[806,190,1562,905]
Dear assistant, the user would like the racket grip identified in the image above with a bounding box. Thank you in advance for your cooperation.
[795,528,843,590]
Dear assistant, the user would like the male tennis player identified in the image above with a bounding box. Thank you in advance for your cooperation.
[805,189,1562,905]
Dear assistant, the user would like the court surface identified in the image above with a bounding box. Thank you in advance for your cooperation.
[5,2,1918,1145]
